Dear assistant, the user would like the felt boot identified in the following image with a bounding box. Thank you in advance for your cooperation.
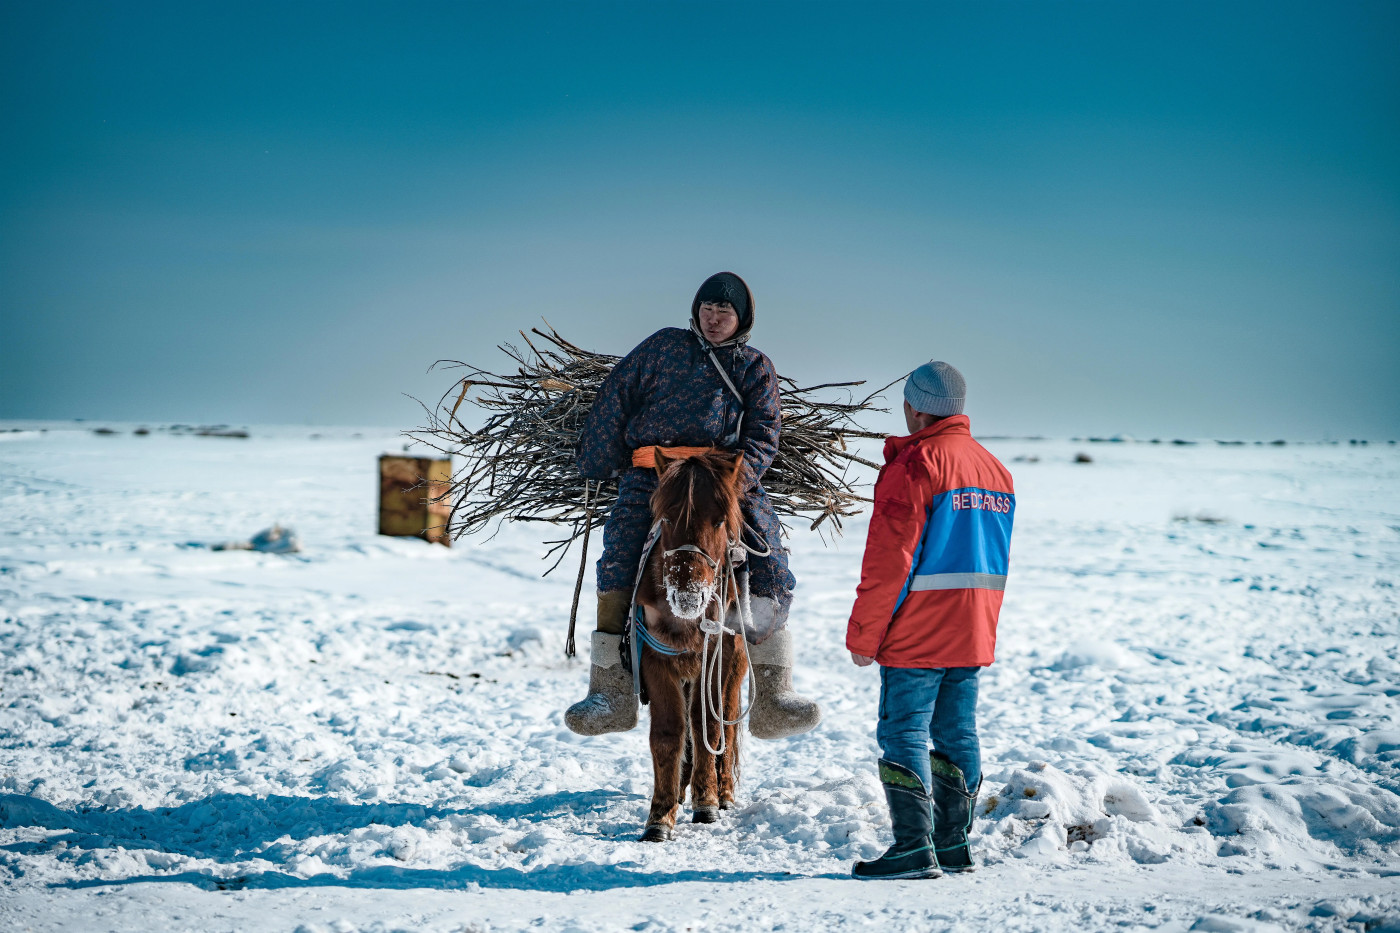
[747,629,821,739]
[852,760,942,880]
[929,751,979,872]
[564,593,638,736]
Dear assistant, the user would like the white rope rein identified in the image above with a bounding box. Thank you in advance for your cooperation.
[638,516,773,757]
[691,529,770,757]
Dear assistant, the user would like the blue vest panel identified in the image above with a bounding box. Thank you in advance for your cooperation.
[916,487,1014,577]
[892,487,1015,615]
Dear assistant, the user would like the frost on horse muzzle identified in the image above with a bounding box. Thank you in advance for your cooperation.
[661,543,722,620]
[664,577,716,620]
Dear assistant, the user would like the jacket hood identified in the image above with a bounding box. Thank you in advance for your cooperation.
[883,415,971,464]
[690,271,755,348]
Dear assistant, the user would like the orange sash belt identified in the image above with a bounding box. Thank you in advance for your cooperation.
[631,445,715,469]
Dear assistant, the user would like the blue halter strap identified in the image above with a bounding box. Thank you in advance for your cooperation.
[633,604,690,657]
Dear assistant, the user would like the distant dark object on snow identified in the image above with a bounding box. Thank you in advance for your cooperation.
[1216,440,1246,446]
[1270,440,1287,446]
[1012,455,1040,464]
[1171,439,1197,446]
[1074,452,1093,464]
[1173,512,1227,525]
[166,424,250,438]
[134,427,150,436]
[92,427,118,436]
[211,524,300,554]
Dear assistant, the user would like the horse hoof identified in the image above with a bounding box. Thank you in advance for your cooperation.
[719,798,735,811]
[641,824,672,843]
[692,806,720,824]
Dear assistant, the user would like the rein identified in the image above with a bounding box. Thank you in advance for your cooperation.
[628,517,769,756]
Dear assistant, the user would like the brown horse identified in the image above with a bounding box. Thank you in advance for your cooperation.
[635,448,750,843]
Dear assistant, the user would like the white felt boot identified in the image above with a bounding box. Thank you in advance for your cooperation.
[747,629,821,739]
[564,632,639,736]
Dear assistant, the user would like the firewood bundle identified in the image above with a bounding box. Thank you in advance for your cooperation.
[408,325,890,574]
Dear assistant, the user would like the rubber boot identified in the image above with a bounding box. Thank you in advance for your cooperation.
[929,751,979,872]
[852,760,942,880]
[564,592,638,735]
[746,629,821,739]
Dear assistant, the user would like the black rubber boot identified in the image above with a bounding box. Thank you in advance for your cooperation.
[852,760,942,880]
[929,751,979,872]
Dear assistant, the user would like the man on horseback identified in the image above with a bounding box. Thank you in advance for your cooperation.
[565,271,821,741]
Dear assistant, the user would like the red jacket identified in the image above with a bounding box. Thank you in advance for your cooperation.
[846,415,1015,668]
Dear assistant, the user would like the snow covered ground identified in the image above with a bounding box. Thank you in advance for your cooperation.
[1,423,1398,932]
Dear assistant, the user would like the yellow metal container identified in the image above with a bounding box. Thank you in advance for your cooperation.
[378,455,453,546]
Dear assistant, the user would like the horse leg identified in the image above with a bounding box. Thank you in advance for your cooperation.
[718,632,748,810]
[678,682,694,802]
[688,668,721,824]
[642,661,685,842]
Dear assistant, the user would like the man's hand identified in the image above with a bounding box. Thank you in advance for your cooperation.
[850,651,875,667]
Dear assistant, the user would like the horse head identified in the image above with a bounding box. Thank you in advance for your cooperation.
[648,448,745,621]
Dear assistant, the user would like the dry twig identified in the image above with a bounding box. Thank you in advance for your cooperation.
[408,324,890,574]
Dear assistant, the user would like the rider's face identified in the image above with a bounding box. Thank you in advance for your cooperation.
[698,301,740,344]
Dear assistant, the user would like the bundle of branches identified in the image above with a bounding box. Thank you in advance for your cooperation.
[408,324,890,575]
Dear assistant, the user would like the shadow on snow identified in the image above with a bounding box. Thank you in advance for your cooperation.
[54,863,808,893]
[1,792,822,891]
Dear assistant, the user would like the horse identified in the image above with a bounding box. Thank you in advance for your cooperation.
[634,447,751,843]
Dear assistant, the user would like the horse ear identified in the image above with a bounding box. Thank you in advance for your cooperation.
[652,447,672,479]
[727,452,746,486]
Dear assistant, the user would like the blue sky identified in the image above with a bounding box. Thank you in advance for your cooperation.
[2,1,1397,439]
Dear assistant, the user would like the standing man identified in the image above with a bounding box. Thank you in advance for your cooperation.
[846,361,1014,880]
[565,272,821,741]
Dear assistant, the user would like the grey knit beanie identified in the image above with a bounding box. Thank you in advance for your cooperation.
[904,361,966,416]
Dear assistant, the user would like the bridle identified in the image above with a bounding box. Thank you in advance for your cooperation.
[658,516,771,616]
[642,515,771,756]
[661,540,724,573]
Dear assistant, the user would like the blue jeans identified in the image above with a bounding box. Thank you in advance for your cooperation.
[876,666,982,792]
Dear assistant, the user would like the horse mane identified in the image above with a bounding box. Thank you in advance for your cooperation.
[650,450,742,534]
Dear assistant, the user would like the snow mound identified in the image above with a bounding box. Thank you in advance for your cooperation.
[1051,640,1140,671]
[1207,778,1400,862]
[1335,729,1400,766]
[976,761,1197,864]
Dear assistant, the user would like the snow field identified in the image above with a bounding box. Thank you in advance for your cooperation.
[1,425,1398,931]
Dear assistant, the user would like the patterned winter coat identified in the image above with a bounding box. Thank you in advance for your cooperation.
[577,326,794,621]
[577,327,780,488]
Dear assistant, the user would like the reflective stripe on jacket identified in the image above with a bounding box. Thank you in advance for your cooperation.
[846,415,1015,668]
